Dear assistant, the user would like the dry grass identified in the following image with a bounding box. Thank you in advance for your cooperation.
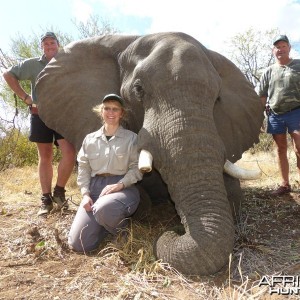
[0,149,300,300]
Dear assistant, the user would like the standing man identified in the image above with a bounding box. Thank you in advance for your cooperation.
[257,34,300,196]
[3,32,76,215]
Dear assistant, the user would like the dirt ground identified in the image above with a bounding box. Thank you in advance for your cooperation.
[0,151,300,300]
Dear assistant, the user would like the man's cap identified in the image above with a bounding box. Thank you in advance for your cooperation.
[102,94,124,107]
[273,34,289,45]
[41,32,58,42]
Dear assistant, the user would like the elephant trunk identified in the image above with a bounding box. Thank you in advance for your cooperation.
[156,163,234,275]
[153,116,235,275]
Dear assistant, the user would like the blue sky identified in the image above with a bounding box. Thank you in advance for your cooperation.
[1,0,300,56]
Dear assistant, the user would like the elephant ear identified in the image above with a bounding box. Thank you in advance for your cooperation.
[35,35,138,150]
[208,50,264,163]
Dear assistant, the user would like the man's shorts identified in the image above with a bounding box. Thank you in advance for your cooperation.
[267,108,300,134]
[29,114,64,143]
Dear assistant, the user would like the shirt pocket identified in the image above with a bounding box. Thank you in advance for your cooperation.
[86,152,102,170]
[112,147,127,171]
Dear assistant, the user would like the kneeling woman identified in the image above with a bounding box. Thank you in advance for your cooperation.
[68,94,143,252]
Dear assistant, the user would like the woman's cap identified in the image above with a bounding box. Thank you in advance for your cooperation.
[273,35,289,45]
[102,94,124,107]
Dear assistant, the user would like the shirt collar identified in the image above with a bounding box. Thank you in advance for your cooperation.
[95,125,125,138]
[38,55,49,64]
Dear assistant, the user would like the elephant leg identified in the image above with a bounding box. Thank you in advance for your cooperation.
[223,173,244,222]
[132,184,152,221]
[139,169,171,205]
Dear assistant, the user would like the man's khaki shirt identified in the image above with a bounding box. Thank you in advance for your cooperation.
[8,55,48,105]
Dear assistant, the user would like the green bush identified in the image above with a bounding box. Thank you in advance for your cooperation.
[0,128,62,171]
[249,132,274,154]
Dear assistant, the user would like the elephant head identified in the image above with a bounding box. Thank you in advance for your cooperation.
[35,32,264,275]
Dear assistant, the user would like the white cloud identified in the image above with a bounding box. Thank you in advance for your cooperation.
[275,0,300,42]
[72,0,93,22]
[92,0,300,55]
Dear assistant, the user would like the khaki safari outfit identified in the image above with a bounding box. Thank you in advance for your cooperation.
[68,94,142,252]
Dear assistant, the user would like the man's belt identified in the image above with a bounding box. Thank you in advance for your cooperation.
[290,106,300,112]
[96,173,114,177]
[30,103,38,115]
[271,106,300,114]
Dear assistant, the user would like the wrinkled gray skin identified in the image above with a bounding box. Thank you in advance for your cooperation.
[36,32,264,276]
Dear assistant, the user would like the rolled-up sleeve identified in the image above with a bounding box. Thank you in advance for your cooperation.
[119,134,143,187]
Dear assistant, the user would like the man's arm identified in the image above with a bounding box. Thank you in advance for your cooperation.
[2,71,32,105]
[260,96,267,107]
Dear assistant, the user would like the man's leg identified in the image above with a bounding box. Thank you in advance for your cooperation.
[272,133,290,188]
[53,139,76,208]
[36,142,54,194]
[36,142,54,215]
[290,130,300,181]
[56,139,76,187]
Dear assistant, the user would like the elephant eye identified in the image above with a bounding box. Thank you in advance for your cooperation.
[133,79,144,101]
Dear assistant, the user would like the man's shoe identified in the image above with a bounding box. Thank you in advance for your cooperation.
[53,186,69,210]
[270,184,291,196]
[37,196,54,216]
[53,194,69,210]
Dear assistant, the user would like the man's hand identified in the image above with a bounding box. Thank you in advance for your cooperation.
[24,95,33,106]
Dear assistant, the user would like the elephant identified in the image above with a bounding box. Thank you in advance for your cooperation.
[35,32,264,276]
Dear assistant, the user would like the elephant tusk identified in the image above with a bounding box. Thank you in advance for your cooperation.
[138,149,153,173]
[224,159,261,180]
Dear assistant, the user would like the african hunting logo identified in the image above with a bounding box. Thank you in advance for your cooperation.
[259,275,300,295]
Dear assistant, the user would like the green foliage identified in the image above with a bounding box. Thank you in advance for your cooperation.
[0,128,37,169]
[72,14,120,39]
[249,132,274,154]
[0,128,62,171]
[228,27,280,87]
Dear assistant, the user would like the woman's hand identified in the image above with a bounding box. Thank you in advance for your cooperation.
[81,194,94,211]
[100,182,124,196]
